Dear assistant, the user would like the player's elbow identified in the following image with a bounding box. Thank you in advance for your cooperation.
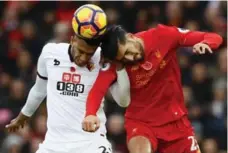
[119,101,130,108]
[118,95,130,107]
[216,34,223,46]
[208,33,223,49]
[118,102,130,108]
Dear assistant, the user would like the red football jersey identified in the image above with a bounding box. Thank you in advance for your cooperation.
[86,24,223,125]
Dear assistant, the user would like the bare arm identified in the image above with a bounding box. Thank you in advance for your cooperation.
[109,68,130,107]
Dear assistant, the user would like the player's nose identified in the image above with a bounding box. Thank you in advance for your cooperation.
[125,54,134,61]
[135,54,142,61]
[80,54,88,62]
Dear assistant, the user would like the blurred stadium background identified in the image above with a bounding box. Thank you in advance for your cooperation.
[0,1,227,153]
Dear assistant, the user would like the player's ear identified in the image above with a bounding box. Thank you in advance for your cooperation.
[126,33,134,39]
[70,36,77,45]
[70,36,73,45]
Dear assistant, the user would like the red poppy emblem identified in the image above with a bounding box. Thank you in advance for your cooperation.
[141,61,152,70]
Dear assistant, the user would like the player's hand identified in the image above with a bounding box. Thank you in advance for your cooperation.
[82,115,100,132]
[193,43,213,54]
[5,112,30,132]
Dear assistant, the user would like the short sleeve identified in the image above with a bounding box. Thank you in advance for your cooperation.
[37,44,49,80]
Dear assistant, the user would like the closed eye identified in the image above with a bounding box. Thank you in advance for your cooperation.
[125,50,131,55]
[77,48,94,56]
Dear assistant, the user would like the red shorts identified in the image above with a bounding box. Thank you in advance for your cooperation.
[125,116,201,153]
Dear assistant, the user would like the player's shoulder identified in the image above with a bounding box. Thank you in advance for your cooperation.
[41,42,70,58]
[154,24,184,35]
[134,24,169,39]
[135,24,178,37]
[155,24,191,37]
[42,43,69,53]
[138,24,183,40]
[155,24,176,31]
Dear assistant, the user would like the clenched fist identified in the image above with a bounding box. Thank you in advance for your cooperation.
[193,43,213,54]
[82,115,100,132]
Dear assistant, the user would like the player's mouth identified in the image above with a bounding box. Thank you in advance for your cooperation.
[75,58,87,67]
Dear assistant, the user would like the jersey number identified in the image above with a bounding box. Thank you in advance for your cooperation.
[57,82,84,93]
[98,146,111,153]
[188,136,199,151]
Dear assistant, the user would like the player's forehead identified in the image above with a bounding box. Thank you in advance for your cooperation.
[117,39,134,52]
[116,42,127,60]
[76,38,97,53]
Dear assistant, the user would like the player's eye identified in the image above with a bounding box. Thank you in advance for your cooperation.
[125,50,131,55]
[78,49,83,54]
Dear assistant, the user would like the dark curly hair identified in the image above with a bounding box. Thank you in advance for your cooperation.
[100,25,127,60]
[76,34,103,46]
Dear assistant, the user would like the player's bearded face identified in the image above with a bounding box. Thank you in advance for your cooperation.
[116,34,144,64]
[70,36,97,67]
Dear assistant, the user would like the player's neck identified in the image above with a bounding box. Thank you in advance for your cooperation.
[69,45,78,65]
[70,46,75,61]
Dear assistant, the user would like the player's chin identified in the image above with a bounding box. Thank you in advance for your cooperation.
[124,58,144,65]
[76,60,87,67]
[137,56,144,63]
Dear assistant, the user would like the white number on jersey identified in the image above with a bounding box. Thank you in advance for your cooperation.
[188,136,199,151]
[98,146,112,153]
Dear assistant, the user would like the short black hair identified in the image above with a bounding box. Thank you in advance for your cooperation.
[100,25,127,60]
[76,34,103,46]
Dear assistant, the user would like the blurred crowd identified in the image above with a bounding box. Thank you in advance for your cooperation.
[0,1,227,153]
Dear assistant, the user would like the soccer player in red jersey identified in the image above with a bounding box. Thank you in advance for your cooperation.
[82,25,223,153]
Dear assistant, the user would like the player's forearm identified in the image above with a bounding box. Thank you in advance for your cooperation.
[109,68,130,107]
[21,76,47,117]
[86,80,113,116]
[86,87,105,116]
[179,31,223,49]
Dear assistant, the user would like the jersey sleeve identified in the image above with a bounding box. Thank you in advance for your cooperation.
[154,24,223,50]
[37,44,49,80]
[21,44,51,116]
[156,24,223,49]
[176,27,223,49]
[21,76,47,117]
[86,64,117,116]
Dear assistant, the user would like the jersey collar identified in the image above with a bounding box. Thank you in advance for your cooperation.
[68,45,74,62]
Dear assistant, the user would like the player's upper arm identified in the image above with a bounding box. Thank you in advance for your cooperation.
[37,43,53,80]
[155,24,223,49]
[174,26,223,49]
